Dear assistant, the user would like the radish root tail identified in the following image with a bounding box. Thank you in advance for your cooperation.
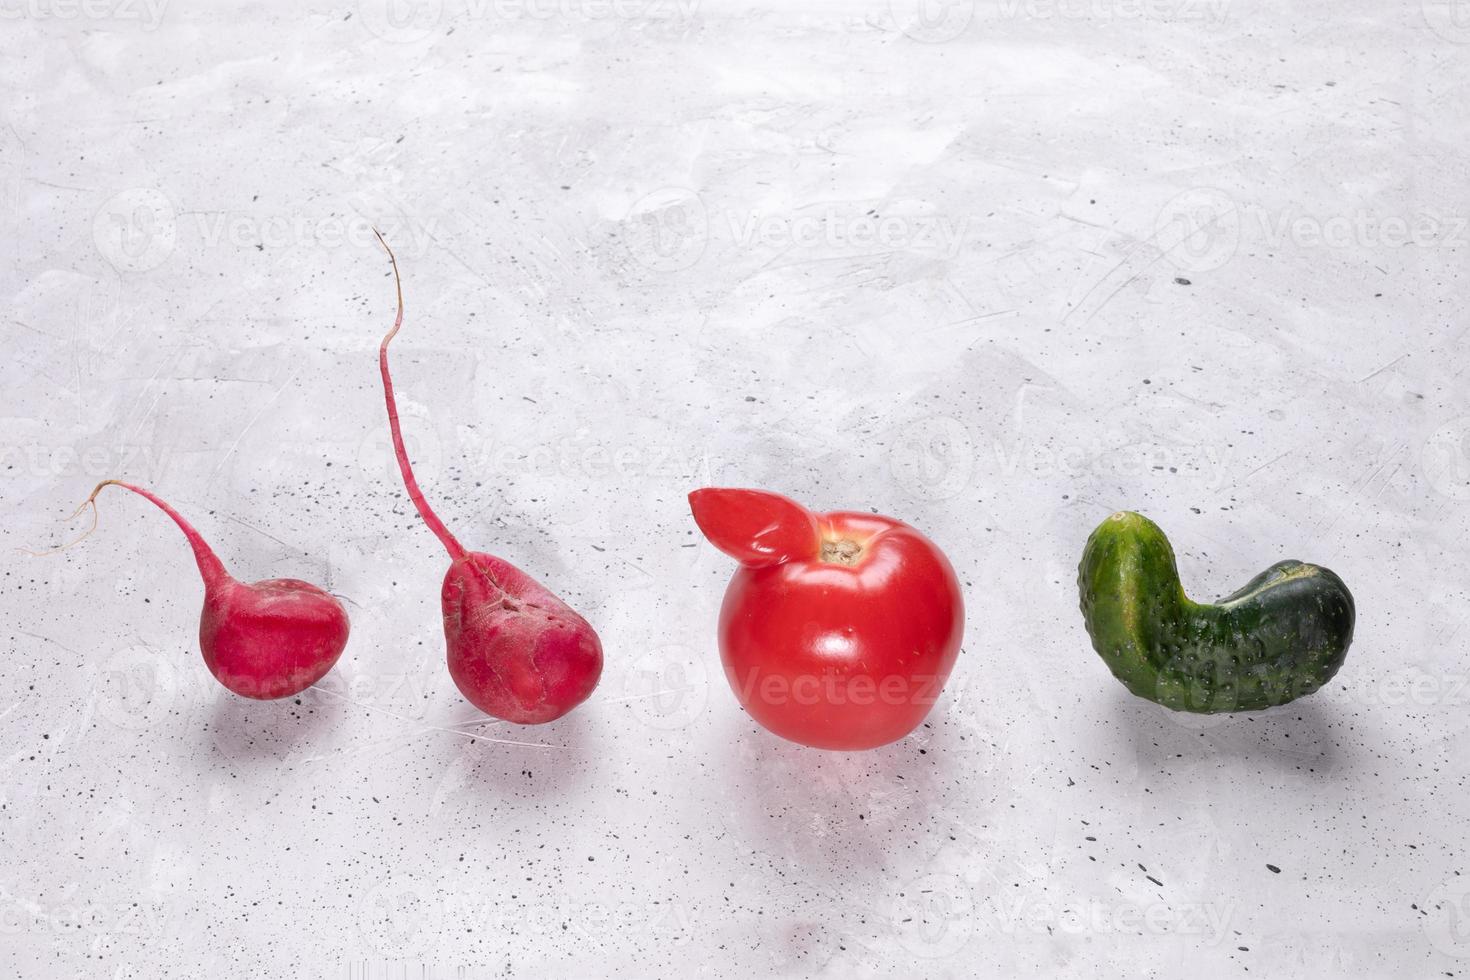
[36,479,231,589]
[18,481,111,557]
[373,229,467,563]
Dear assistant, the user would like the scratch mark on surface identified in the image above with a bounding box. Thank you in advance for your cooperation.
[586,688,698,706]
[1243,449,1293,482]
[16,628,83,660]
[301,686,560,758]
[122,353,173,441]
[222,515,291,550]
[211,367,298,479]
[1355,353,1406,384]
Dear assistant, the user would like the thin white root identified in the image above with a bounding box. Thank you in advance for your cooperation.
[19,495,101,558]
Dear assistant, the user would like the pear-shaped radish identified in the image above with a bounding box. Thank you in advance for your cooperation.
[373,232,602,724]
[81,480,349,699]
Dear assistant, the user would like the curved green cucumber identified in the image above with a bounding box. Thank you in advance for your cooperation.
[1077,511,1354,713]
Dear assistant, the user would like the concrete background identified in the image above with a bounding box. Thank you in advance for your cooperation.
[3,0,1469,976]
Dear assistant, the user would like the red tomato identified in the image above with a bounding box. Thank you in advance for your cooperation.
[689,488,964,750]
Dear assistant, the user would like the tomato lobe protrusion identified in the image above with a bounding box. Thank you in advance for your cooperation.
[689,487,965,750]
[688,488,821,567]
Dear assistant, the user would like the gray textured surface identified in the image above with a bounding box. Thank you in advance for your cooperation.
[3,1,1469,977]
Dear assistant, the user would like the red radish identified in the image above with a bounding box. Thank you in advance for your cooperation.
[76,480,349,699]
[373,232,603,724]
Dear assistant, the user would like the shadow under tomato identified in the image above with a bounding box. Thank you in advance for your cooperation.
[711,708,958,884]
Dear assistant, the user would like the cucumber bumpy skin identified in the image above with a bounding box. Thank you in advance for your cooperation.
[1078,511,1354,713]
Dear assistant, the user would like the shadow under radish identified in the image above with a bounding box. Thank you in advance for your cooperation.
[202,686,348,763]
[428,705,598,803]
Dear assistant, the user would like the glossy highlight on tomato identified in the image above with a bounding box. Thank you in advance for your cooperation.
[689,488,965,750]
